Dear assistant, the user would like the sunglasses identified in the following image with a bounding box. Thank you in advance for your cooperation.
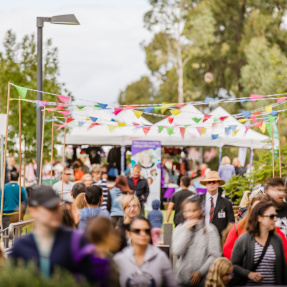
[262,214,278,220]
[206,180,219,184]
[64,173,72,175]
[130,228,151,235]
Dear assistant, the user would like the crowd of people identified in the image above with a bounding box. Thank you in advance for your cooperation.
[1,154,287,287]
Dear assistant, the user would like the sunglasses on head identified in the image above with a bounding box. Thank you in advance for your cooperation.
[206,180,219,184]
[130,228,151,235]
[262,213,278,220]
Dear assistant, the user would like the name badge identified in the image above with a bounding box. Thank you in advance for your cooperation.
[218,210,226,218]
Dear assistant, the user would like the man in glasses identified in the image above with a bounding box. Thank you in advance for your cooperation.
[52,167,74,202]
[200,171,234,236]
[265,177,287,237]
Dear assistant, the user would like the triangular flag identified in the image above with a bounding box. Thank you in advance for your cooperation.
[77,106,85,110]
[114,108,123,115]
[201,127,207,134]
[168,118,174,124]
[229,125,237,131]
[250,94,265,102]
[170,109,181,116]
[67,118,75,123]
[225,127,231,135]
[260,123,266,133]
[253,112,263,115]
[184,124,191,128]
[158,126,164,133]
[14,85,28,99]
[132,110,143,119]
[94,104,100,108]
[220,116,228,121]
[124,105,138,110]
[88,123,99,129]
[267,115,276,123]
[86,117,91,121]
[58,95,71,104]
[245,126,250,134]
[196,127,202,135]
[277,97,287,103]
[211,134,219,140]
[143,107,154,114]
[266,106,272,114]
[180,127,185,138]
[161,103,175,114]
[58,110,69,117]
[175,104,185,109]
[89,117,98,122]
[239,119,248,123]
[118,122,126,127]
[266,123,272,136]
[55,123,68,131]
[97,103,108,109]
[142,126,151,135]
[108,125,117,132]
[203,115,212,122]
[270,110,278,117]
[192,117,201,123]
[78,121,85,127]
[154,107,161,113]
[255,122,263,128]
[133,122,140,126]
[166,127,174,135]
[242,110,251,119]
[233,130,239,136]
[250,115,257,123]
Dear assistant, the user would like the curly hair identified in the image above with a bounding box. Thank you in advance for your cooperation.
[205,257,233,287]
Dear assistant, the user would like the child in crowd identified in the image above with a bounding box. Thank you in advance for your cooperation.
[205,257,233,287]
[73,163,84,181]
[101,164,108,180]
[172,196,221,287]
[147,199,163,245]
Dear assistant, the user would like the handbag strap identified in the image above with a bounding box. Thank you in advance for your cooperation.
[252,234,271,271]
[235,223,239,238]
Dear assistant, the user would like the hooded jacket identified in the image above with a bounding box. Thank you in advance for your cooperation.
[147,200,163,229]
[114,244,177,287]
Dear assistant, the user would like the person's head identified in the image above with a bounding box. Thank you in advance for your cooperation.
[74,192,88,209]
[62,167,72,183]
[206,257,233,287]
[161,155,168,166]
[147,177,153,186]
[71,182,87,200]
[29,185,61,230]
[152,199,160,210]
[221,156,231,165]
[101,165,107,172]
[200,171,224,195]
[247,201,277,236]
[114,175,132,194]
[81,174,93,187]
[60,202,76,228]
[128,216,151,247]
[10,171,19,181]
[180,176,191,189]
[91,167,101,182]
[73,163,80,171]
[232,157,241,167]
[132,164,141,178]
[85,185,103,206]
[265,177,286,209]
[182,196,202,221]
[121,194,141,220]
[87,216,121,256]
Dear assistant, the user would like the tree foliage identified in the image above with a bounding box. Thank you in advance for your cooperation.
[0,30,70,162]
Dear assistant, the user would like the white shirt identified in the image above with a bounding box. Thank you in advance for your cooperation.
[52,181,74,202]
[205,192,218,225]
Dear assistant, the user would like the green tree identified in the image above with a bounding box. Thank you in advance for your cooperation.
[0,30,70,162]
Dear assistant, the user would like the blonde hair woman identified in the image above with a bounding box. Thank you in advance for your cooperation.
[80,174,93,187]
[116,194,141,251]
[218,156,235,183]
[232,157,247,177]
[74,192,87,209]
[205,257,233,287]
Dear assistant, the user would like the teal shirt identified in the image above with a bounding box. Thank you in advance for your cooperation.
[0,182,28,214]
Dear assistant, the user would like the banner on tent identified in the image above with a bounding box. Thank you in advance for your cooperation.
[131,140,161,211]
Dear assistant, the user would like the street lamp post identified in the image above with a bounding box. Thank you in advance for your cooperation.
[36,14,80,183]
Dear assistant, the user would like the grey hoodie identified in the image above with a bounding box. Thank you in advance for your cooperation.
[114,244,177,287]
[172,219,221,286]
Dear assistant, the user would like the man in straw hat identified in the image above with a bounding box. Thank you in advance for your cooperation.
[200,171,234,236]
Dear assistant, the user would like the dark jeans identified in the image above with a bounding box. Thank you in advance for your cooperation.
[140,201,145,217]
[111,216,123,228]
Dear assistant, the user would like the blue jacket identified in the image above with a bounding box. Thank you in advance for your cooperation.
[110,187,124,217]
[148,200,163,229]
[9,227,110,285]
[0,182,27,214]
[78,207,110,230]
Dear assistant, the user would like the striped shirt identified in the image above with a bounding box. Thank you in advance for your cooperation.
[92,179,108,211]
[247,241,276,285]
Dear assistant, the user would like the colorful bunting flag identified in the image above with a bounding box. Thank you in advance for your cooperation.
[260,123,266,133]
[77,106,85,110]
[245,126,250,134]
[239,119,248,123]
[266,123,272,136]
[142,126,151,135]
[154,107,161,113]
[192,117,201,123]
[225,127,231,135]
[242,110,251,119]
[166,127,174,135]
[220,116,228,121]
[114,108,123,115]
[108,125,117,132]
[255,122,263,128]
[233,130,239,136]
[97,103,108,109]
[143,107,154,114]
[36,101,49,109]
[196,127,203,135]
[267,115,276,123]
[124,105,138,110]
[277,97,287,103]
[14,85,28,99]
[270,110,278,117]
[118,122,126,127]
[88,123,99,129]
[170,109,181,116]
[168,118,174,124]
[250,115,257,123]
[58,95,71,104]
[158,126,164,133]
[89,117,98,122]
[161,103,175,114]
[203,115,212,122]
[179,127,185,138]
[229,125,237,131]
[175,104,185,109]
[265,106,272,113]
[78,121,85,127]
[67,118,75,123]
[250,94,265,102]
[132,110,143,119]
[201,128,207,134]
[55,123,68,130]
[133,122,140,126]
[58,110,69,117]
[211,134,219,140]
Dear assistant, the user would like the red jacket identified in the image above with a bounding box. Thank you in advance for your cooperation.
[223,222,287,262]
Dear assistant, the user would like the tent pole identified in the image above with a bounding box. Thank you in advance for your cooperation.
[218,147,222,166]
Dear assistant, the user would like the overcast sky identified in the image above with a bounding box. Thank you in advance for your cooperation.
[0,0,151,104]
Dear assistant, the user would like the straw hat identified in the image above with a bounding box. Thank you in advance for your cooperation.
[200,171,225,186]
